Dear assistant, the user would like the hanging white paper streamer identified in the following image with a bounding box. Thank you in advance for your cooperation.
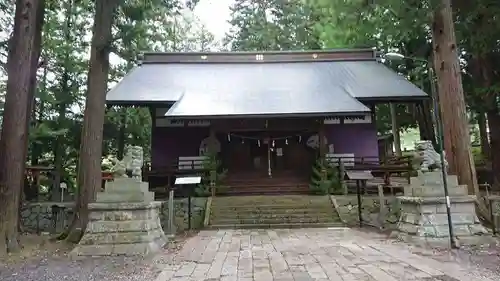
[258,140,261,147]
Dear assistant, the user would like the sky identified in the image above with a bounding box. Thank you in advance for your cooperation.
[194,0,234,41]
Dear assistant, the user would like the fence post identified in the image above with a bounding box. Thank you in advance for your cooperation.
[377,185,386,228]
[406,156,412,184]
[338,159,347,195]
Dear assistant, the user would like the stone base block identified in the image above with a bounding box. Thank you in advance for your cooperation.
[97,178,153,203]
[408,172,459,191]
[96,191,154,203]
[395,232,497,248]
[404,185,468,197]
[395,195,491,247]
[72,239,164,257]
[406,172,469,197]
[71,201,166,257]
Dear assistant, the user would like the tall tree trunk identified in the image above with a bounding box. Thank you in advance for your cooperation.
[475,55,500,189]
[52,0,74,202]
[0,0,45,254]
[487,110,500,188]
[30,63,47,166]
[431,0,478,195]
[63,0,120,243]
[29,92,39,166]
[416,101,437,147]
[117,107,127,160]
[487,106,500,187]
[390,103,402,156]
[477,112,490,159]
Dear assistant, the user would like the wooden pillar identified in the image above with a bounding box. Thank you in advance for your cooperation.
[148,106,156,192]
[208,128,217,196]
[318,124,327,157]
[318,123,327,180]
[390,103,402,157]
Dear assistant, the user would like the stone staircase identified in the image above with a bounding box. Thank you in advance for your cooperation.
[208,195,343,229]
[221,171,310,195]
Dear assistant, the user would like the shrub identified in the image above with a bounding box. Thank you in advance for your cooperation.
[309,157,342,195]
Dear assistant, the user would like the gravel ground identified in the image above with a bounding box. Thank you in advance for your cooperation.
[0,233,194,281]
[414,243,500,275]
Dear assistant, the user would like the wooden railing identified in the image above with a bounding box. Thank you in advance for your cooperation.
[144,154,413,197]
[325,155,413,186]
[143,156,211,197]
[143,156,209,179]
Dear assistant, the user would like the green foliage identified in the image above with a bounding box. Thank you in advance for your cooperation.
[103,106,152,158]
[0,0,217,195]
[225,0,320,51]
[0,0,497,197]
[471,146,487,166]
[195,152,228,197]
[309,158,342,195]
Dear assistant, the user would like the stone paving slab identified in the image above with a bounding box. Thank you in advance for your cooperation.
[155,228,495,281]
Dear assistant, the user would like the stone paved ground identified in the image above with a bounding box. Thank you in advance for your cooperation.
[155,228,499,281]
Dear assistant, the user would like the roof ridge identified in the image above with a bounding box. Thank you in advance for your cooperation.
[139,49,378,64]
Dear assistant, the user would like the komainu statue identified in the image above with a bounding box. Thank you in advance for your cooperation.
[412,140,448,172]
[124,146,144,179]
[112,159,127,178]
[102,155,127,178]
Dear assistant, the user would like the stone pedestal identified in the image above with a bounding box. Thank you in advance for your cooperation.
[71,178,166,257]
[395,171,490,246]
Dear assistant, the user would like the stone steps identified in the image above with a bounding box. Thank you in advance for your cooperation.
[220,184,310,196]
[212,204,333,211]
[220,189,310,196]
[213,195,328,205]
[211,209,334,216]
[211,217,339,225]
[209,195,342,229]
[211,212,336,220]
[222,173,310,195]
[208,222,344,229]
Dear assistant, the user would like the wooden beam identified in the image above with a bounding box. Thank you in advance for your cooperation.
[211,118,321,132]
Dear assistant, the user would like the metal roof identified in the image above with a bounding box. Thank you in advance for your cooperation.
[165,87,370,118]
[106,50,428,117]
[106,66,183,103]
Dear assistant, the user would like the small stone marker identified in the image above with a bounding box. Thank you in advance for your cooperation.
[71,177,166,257]
[60,182,67,202]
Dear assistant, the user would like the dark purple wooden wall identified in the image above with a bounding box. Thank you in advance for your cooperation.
[150,123,378,169]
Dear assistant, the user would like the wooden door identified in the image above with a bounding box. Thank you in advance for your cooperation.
[283,138,313,175]
[250,141,269,172]
[228,142,251,171]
